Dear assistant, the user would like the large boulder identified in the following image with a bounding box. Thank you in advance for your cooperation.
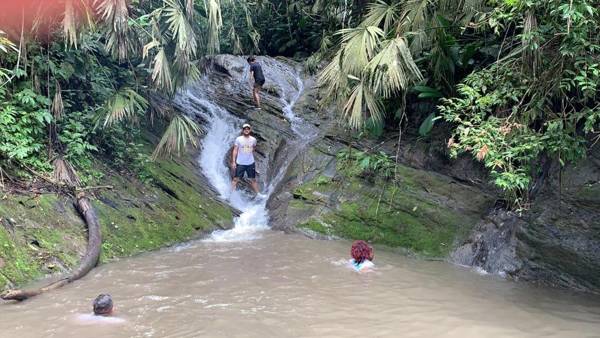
[451,147,600,293]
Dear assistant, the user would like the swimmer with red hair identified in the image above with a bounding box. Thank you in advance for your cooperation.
[350,240,374,272]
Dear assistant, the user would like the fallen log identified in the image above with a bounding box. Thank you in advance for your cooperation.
[0,192,102,301]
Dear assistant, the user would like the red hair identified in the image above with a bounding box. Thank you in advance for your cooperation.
[351,240,374,264]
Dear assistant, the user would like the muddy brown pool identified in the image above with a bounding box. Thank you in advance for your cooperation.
[1,231,599,338]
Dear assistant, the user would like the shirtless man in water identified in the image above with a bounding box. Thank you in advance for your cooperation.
[75,294,125,324]
[93,294,114,316]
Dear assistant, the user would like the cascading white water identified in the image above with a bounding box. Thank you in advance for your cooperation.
[282,75,305,135]
[184,68,308,242]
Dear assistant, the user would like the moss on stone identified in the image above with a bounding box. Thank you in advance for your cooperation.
[0,225,42,288]
[0,148,233,291]
[294,154,491,258]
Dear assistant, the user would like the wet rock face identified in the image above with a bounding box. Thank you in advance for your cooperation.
[452,147,600,293]
[178,55,321,198]
[450,210,523,277]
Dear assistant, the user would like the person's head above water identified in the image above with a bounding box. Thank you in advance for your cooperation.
[93,294,113,316]
[351,240,374,264]
[247,56,256,64]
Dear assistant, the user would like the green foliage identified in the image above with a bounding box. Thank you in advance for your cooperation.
[337,148,395,179]
[439,0,599,207]
[318,0,486,128]
[58,112,98,170]
[0,0,268,181]
[418,113,436,137]
[0,88,52,171]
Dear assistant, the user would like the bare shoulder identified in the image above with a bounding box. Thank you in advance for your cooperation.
[74,313,126,325]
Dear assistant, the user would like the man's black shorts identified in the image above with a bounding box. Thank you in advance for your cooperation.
[235,163,256,179]
[254,79,265,88]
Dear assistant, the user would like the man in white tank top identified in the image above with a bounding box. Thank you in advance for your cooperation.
[231,123,262,196]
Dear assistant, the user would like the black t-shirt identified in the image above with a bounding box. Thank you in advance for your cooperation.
[250,62,265,82]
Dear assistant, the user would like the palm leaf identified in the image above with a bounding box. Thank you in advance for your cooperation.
[398,0,434,54]
[164,0,198,55]
[203,0,223,54]
[63,0,78,47]
[343,80,383,129]
[96,0,133,61]
[365,37,423,98]
[51,82,64,120]
[151,48,173,93]
[0,30,16,53]
[103,87,149,127]
[152,114,201,159]
[53,157,81,187]
[318,50,349,106]
[363,0,401,34]
[338,26,384,74]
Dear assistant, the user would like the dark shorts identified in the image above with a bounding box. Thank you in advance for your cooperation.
[235,163,256,179]
[254,79,265,88]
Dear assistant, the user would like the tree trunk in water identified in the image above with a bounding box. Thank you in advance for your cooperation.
[0,193,101,301]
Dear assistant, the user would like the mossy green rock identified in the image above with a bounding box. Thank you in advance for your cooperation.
[269,140,494,258]
[0,154,233,291]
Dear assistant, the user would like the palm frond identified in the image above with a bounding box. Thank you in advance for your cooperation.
[52,82,64,120]
[318,50,348,105]
[363,0,401,34]
[63,0,78,47]
[151,48,173,93]
[203,0,223,54]
[152,114,201,159]
[228,25,243,55]
[343,80,383,129]
[0,30,17,53]
[96,0,133,61]
[53,157,81,187]
[338,26,384,74]
[186,0,195,19]
[103,87,149,127]
[365,37,423,98]
[173,52,201,87]
[164,0,198,56]
[398,0,434,54]
[522,11,540,76]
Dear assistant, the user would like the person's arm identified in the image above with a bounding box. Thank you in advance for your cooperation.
[231,144,238,168]
[252,139,258,173]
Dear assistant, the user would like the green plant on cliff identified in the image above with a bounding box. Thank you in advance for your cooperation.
[318,0,486,128]
[440,0,599,208]
[337,148,395,179]
[315,0,600,209]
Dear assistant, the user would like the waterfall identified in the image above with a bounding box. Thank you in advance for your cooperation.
[178,63,309,242]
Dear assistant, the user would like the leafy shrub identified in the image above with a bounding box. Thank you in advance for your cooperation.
[337,148,395,180]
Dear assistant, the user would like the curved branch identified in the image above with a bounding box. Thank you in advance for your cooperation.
[0,193,102,302]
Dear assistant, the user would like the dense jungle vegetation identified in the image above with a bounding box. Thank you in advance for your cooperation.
[0,0,598,210]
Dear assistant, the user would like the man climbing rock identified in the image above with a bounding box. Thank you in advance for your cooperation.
[247,56,265,109]
[231,123,264,198]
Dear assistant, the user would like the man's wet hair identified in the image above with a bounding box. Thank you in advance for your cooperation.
[247,56,256,63]
[93,294,113,315]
